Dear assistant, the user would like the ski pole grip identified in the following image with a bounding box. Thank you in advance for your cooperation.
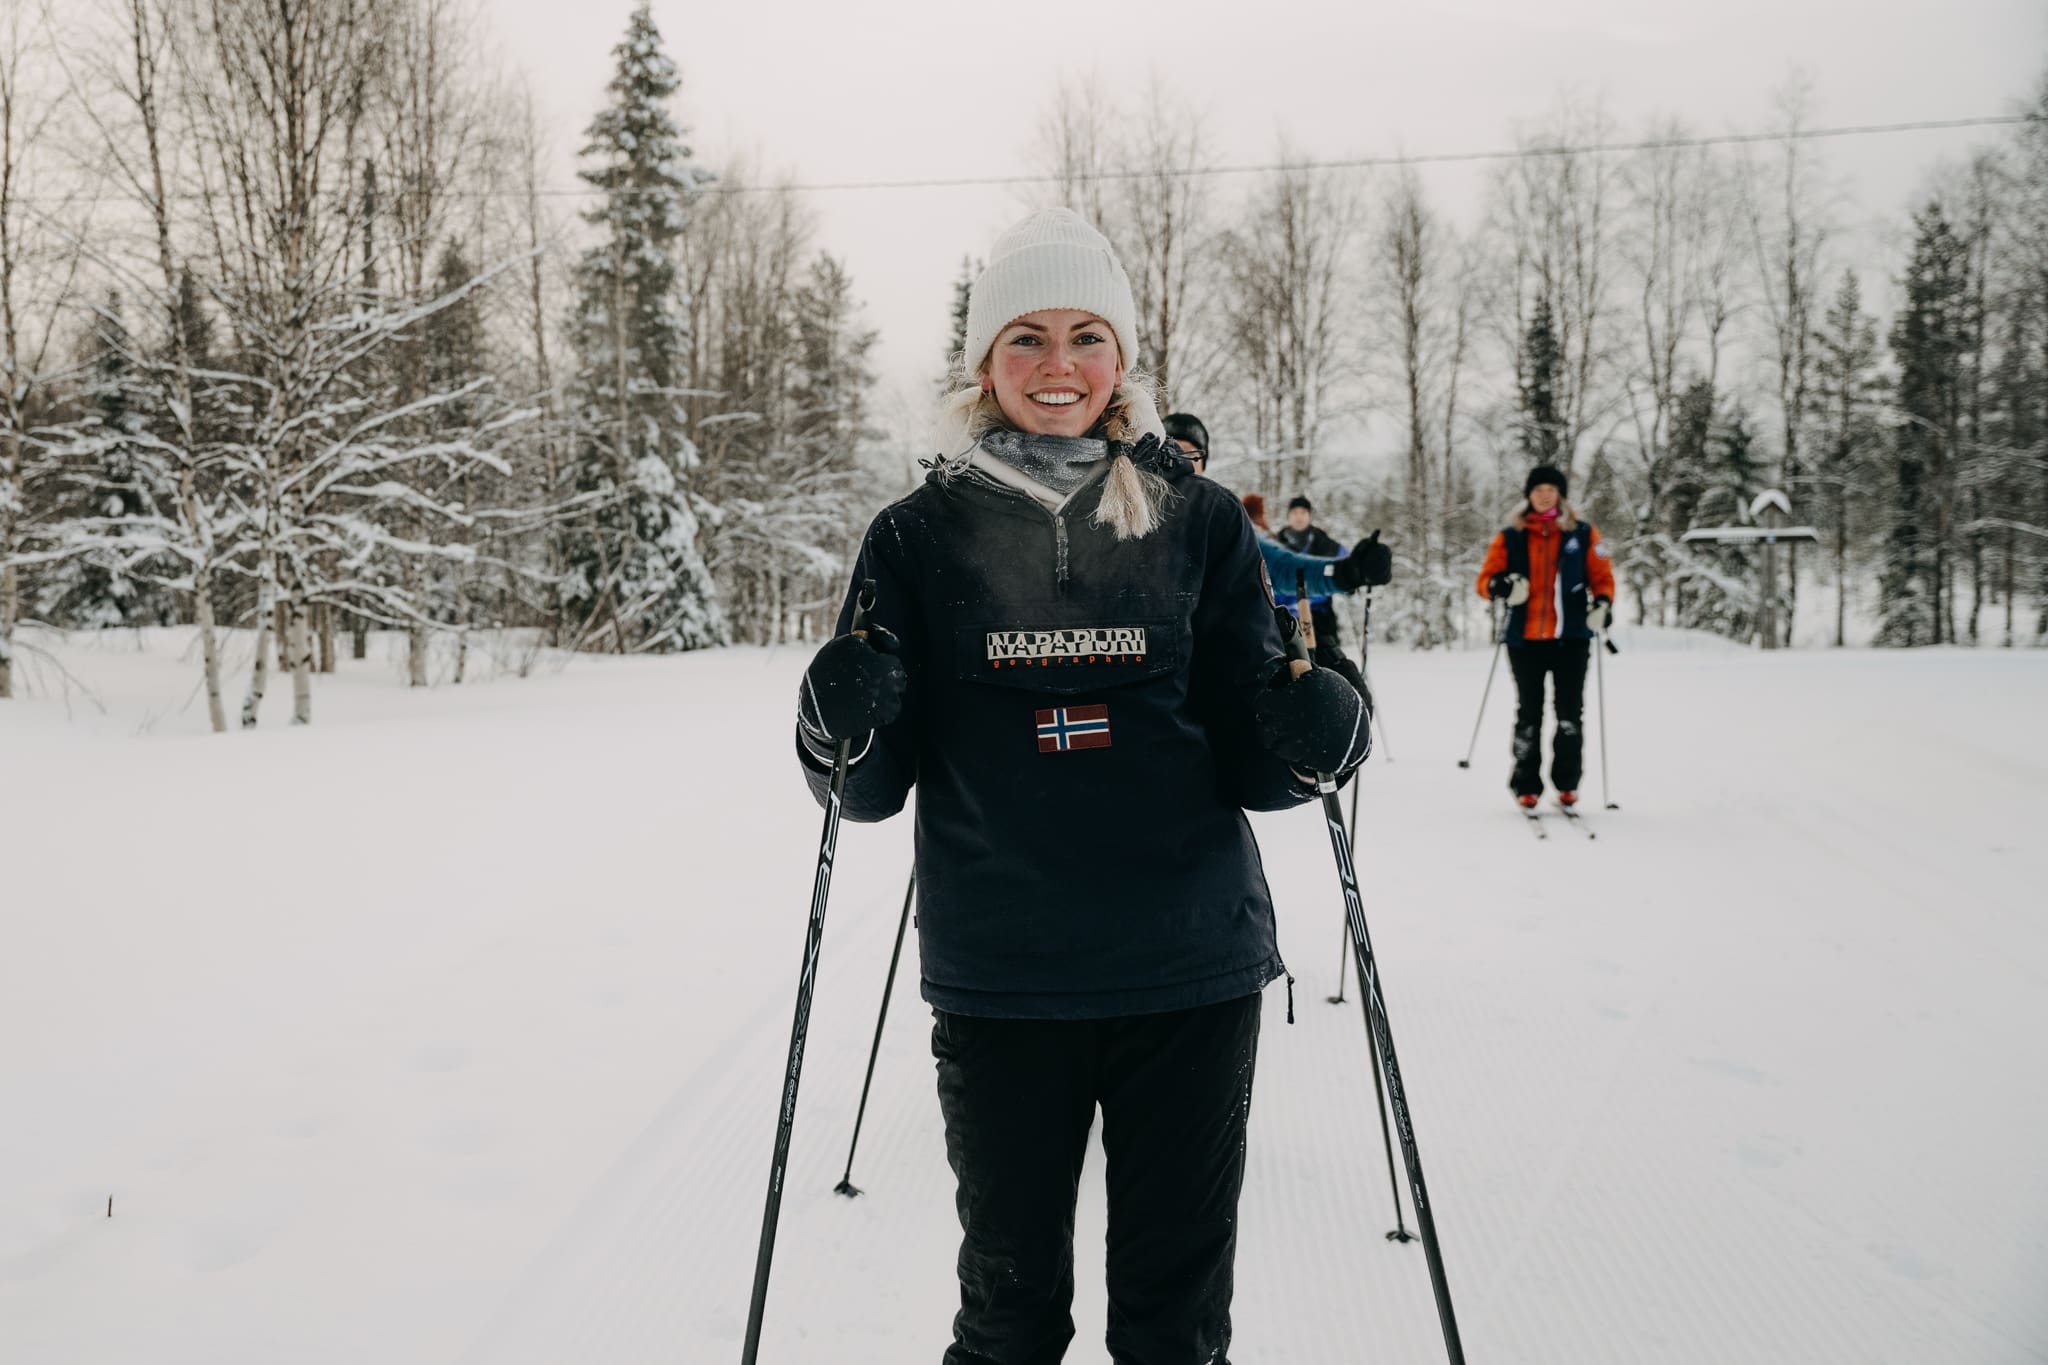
[849,579,877,640]
[1291,570,1321,675]
[1287,571,1335,790]
[1279,611,1312,678]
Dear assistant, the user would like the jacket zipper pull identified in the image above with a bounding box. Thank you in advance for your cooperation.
[1285,972,1296,1024]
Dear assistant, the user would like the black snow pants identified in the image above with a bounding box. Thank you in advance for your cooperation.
[932,993,1262,1365]
[1308,599,1344,667]
[1303,602,1364,694]
[1508,638,1590,798]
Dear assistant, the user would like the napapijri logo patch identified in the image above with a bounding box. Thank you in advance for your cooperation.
[1036,704,1111,752]
[987,627,1147,667]
[1565,536,1581,553]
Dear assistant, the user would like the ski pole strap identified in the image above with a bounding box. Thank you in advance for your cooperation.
[850,578,876,638]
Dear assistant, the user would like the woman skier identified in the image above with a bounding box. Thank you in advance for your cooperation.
[792,207,1370,1363]
[1474,463,1616,809]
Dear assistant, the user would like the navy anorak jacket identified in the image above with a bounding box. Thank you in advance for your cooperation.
[796,450,1320,1020]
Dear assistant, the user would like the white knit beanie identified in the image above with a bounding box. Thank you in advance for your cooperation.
[962,208,1140,376]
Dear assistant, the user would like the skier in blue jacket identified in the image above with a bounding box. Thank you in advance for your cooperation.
[1239,489,1390,680]
[1163,411,1390,618]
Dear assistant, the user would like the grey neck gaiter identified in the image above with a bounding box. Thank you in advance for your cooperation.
[976,428,1109,497]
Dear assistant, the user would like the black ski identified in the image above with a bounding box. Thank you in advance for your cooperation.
[1521,805,1548,839]
[1554,802,1596,839]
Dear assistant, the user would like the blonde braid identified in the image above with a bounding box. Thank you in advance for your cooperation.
[943,365,1176,541]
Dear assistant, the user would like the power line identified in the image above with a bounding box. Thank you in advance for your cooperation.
[666,114,2037,198]
[27,112,2030,208]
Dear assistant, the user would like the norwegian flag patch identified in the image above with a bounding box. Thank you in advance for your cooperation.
[1036,704,1111,752]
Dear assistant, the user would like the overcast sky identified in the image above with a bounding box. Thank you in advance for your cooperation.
[489,0,2043,437]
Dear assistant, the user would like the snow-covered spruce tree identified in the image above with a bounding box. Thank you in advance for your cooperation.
[1697,405,1763,640]
[1808,270,1885,647]
[939,255,977,395]
[1881,201,1970,647]
[1658,378,1756,637]
[1517,296,1564,466]
[771,252,878,639]
[37,294,182,629]
[562,3,725,653]
[419,241,495,684]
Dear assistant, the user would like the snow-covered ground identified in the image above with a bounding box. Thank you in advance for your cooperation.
[2,626,2044,1364]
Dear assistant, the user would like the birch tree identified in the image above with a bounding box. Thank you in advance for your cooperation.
[1490,100,1620,486]
[1218,150,1363,500]
[0,0,91,701]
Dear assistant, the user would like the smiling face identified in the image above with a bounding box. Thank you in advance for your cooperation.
[986,309,1123,437]
[1528,483,1562,514]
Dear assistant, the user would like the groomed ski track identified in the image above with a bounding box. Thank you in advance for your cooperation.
[2,632,2043,1363]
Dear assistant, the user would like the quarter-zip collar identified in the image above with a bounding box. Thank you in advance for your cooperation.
[945,456,1114,594]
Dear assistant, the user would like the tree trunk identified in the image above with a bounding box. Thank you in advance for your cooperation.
[407,563,430,687]
[242,564,275,729]
[320,602,337,673]
[194,570,227,732]
[289,595,312,725]
[0,559,14,701]
[1967,490,1983,644]
[2002,524,2014,648]
[1782,545,1798,648]
[1835,520,1848,649]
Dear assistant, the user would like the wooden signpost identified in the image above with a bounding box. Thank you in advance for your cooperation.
[1680,490,1821,650]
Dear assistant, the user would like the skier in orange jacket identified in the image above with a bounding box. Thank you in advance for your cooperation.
[1474,464,1616,808]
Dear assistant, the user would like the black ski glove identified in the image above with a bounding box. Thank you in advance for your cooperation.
[1332,530,1393,590]
[798,626,906,746]
[1254,662,1372,776]
[1320,649,1367,698]
[1109,431,1181,473]
[1586,595,1613,633]
[1487,572,1529,604]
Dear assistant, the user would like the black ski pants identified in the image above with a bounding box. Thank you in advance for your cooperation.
[1507,638,1590,797]
[1308,599,1343,658]
[932,993,1262,1365]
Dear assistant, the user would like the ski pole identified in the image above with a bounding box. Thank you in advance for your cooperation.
[1288,574,1465,1364]
[1358,586,1392,761]
[1335,584,1374,1004]
[1339,660,1363,1002]
[742,579,876,1365]
[1456,600,1505,770]
[1596,628,1619,810]
[1328,915,1350,1005]
[834,867,916,1198]
[1329,759,1414,1243]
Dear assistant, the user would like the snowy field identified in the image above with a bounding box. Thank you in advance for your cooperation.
[2,625,2044,1364]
